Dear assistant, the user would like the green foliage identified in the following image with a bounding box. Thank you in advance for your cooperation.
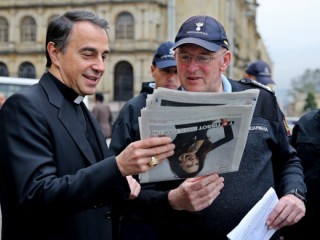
[303,91,317,112]
[289,68,320,115]
[290,69,320,94]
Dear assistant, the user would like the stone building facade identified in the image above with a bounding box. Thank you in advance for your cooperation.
[0,0,270,111]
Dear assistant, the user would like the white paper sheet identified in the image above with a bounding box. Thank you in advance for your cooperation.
[227,187,279,240]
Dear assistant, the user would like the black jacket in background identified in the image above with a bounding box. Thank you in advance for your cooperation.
[282,109,320,239]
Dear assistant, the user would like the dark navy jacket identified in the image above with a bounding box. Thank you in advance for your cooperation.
[282,109,320,239]
[110,78,306,240]
[109,82,155,156]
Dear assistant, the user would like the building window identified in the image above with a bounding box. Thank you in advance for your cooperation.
[114,61,133,101]
[18,62,36,78]
[0,17,9,42]
[21,16,36,42]
[0,62,9,76]
[115,12,134,40]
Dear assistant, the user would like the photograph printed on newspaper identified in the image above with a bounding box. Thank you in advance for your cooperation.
[139,88,260,183]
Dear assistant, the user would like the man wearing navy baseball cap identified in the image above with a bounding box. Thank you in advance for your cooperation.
[116,15,306,240]
[109,41,180,239]
[245,60,276,90]
[150,41,180,89]
[152,41,177,69]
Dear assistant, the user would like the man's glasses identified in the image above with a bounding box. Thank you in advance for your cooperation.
[176,51,226,65]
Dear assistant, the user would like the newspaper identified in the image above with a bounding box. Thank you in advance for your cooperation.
[139,88,259,183]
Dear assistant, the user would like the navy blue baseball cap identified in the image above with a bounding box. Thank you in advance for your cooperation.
[152,41,176,69]
[245,60,275,85]
[173,15,229,52]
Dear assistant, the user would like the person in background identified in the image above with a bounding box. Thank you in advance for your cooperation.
[244,59,276,91]
[281,109,320,239]
[0,10,175,240]
[109,41,180,155]
[92,92,113,139]
[113,15,306,240]
[109,41,180,239]
[0,92,6,108]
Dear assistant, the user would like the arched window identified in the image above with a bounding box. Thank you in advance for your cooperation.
[0,62,9,76]
[21,16,36,42]
[18,62,36,78]
[114,61,133,101]
[115,12,134,40]
[0,17,9,42]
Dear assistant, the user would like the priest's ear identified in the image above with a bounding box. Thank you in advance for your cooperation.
[47,42,61,67]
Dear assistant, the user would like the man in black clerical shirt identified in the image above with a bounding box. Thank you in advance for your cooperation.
[0,10,174,240]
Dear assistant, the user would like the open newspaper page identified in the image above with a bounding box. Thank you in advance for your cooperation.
[147,87,258,108]
[139,88,259,183]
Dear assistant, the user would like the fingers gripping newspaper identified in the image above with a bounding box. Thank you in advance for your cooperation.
[139,87,259,183]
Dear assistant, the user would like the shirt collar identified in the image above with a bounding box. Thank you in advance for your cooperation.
[221,74,232,93]
[48,72,84,104]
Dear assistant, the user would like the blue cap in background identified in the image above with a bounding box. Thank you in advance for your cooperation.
[152,41,176,69]
[245,60,275,85]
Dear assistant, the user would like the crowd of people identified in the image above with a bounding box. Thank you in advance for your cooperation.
[0,9,317,240]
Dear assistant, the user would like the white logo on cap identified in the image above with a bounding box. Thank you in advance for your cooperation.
[263,67,270,75]
[169,47,174,56]
[195,22,204,31]
[259,67,271,76]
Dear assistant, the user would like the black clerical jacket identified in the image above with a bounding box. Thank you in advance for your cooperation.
[0,72,130,240]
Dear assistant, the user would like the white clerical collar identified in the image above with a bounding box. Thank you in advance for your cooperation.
[74,96,85,104]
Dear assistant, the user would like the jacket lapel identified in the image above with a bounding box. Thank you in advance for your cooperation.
[59,105,97,164]
[39,74,97,164]
[81,102,110,159]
